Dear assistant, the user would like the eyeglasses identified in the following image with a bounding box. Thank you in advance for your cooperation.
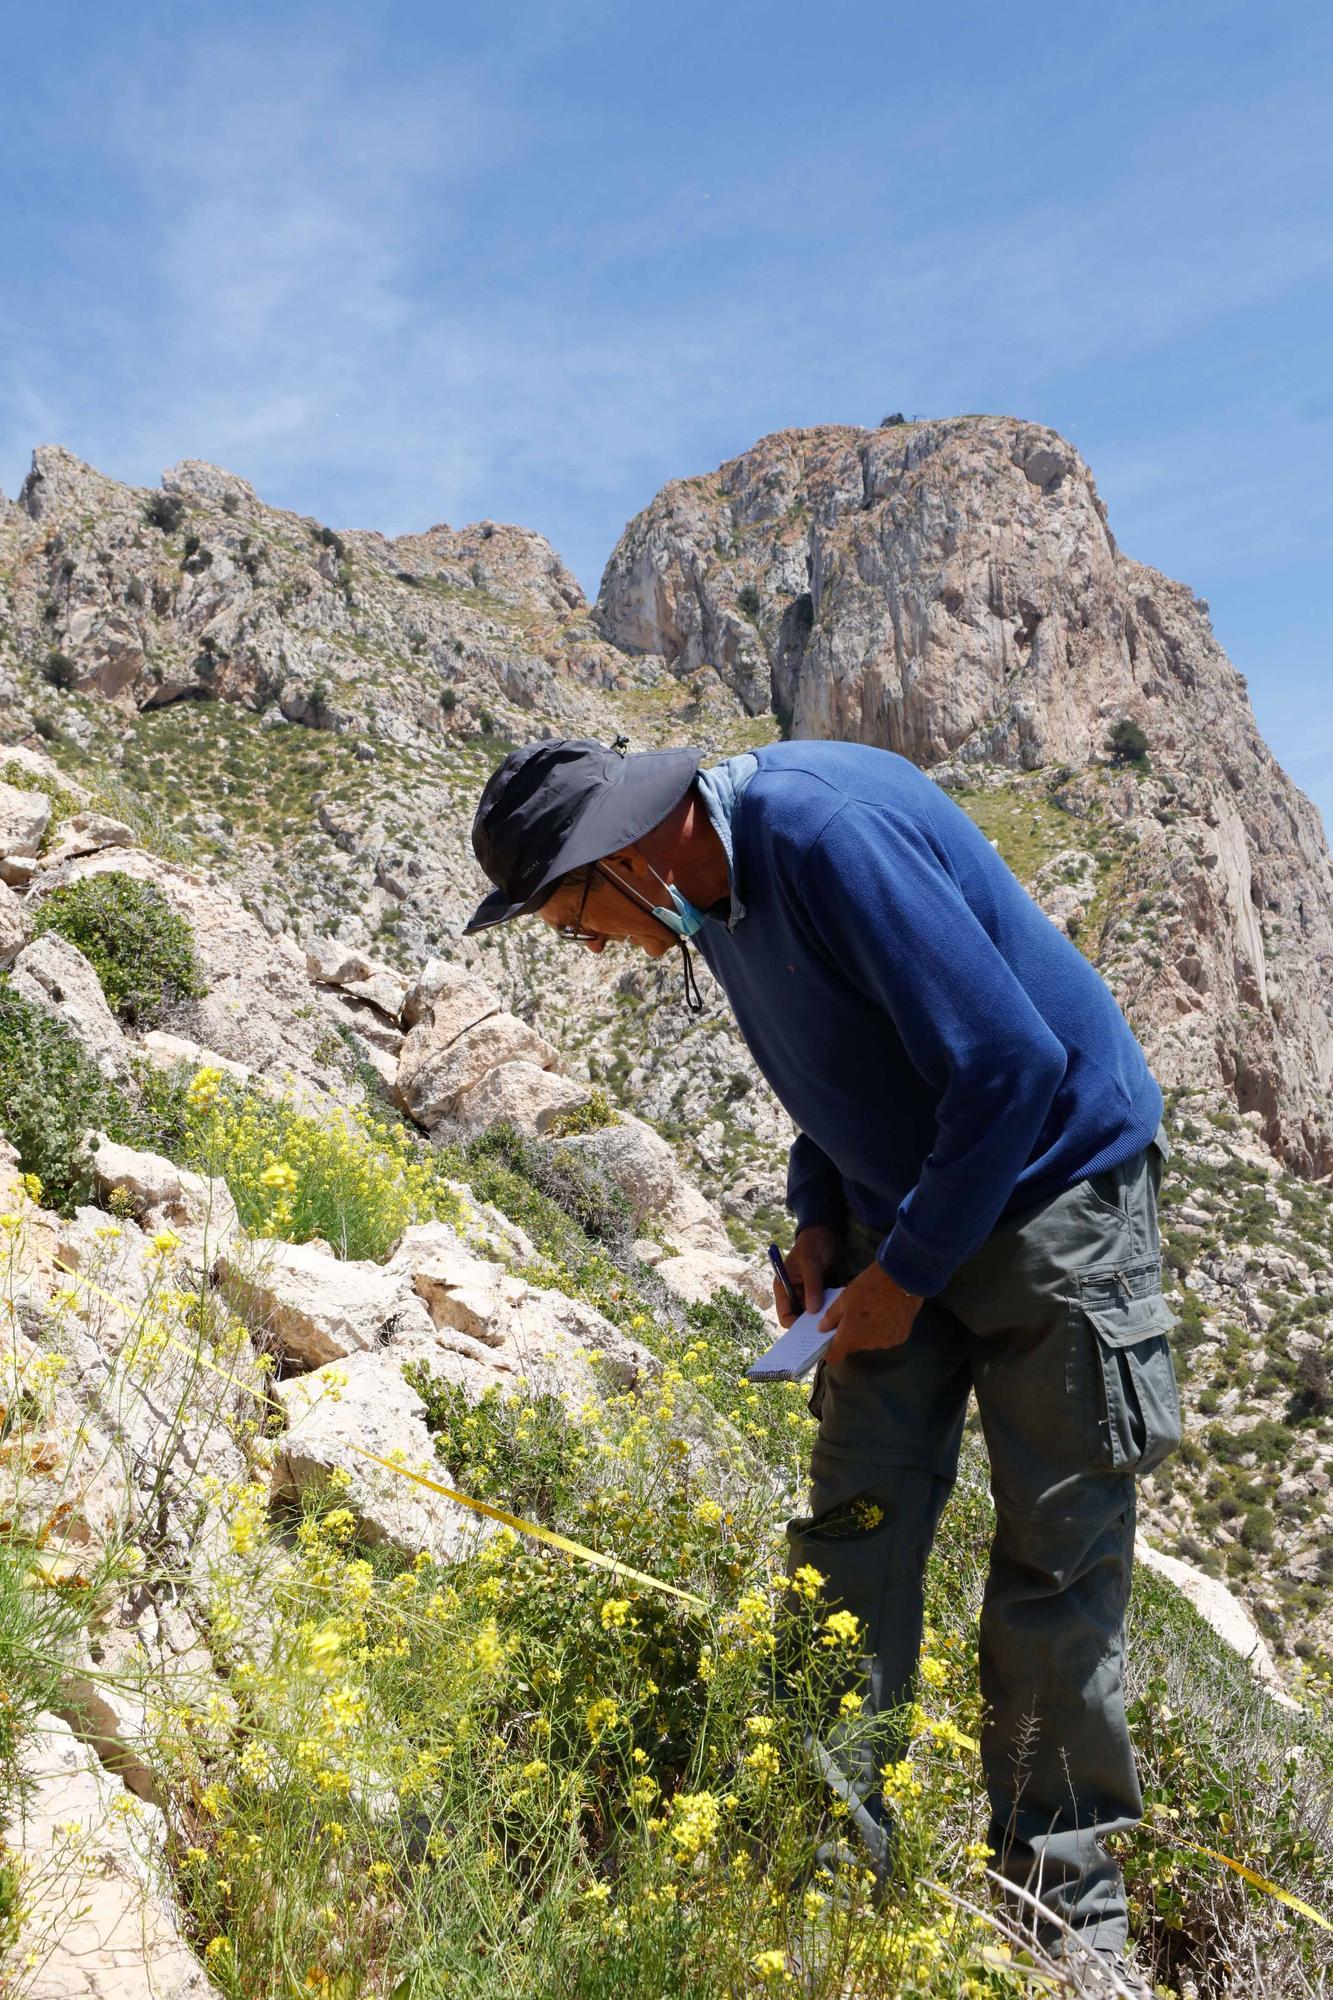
[552,867,601,944]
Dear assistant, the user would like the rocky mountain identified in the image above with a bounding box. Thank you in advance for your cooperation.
[1,418,1331,1674]
[597,417,1333,1182]
[2,417,1332,1998]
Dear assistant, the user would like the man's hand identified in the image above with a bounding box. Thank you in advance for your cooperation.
[819,1260,921,1363]
[774,1224,839,1328]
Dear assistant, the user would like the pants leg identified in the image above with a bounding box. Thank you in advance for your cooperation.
[940,1128,1181,1953]
[785,1270,971,1833]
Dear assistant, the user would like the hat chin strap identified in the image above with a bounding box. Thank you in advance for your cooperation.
[678,938,704,1015]
[592,861,705,1014]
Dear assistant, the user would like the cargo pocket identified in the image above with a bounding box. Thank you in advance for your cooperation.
[1073,1260,1181,1474]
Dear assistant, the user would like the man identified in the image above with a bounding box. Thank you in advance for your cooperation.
[466,735,1180,1979]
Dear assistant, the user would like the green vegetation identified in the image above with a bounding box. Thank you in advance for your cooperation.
[32,872,206,1025]
[953,783,1082,886]
[0,982,136,1213]
[543,1088,618,1139]
[1107,717,1150,768]
[149,1065,465,1261]
[144,492,186,534]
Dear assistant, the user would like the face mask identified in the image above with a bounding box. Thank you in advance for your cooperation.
[644,865,707,940]
[599,855,708,1011]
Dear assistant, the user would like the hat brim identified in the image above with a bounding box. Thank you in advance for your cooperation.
[463,746,701,934]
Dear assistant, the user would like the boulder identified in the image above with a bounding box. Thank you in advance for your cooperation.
[215,1237,436,1368]
[0,879,28,967]
[1135,1537,1298,1707]
[10,1712,219,2000]
[88,1134,238,1256]
[654,1248,777,1314]
[401,953,494,1030]
[138,1029,254,1086]
[387,1226,656,1404]
[555,1114,731,1254]
[305,935,408,1021]
[38,809,134,867]
[396,1009,560,1132]
[10,931,129,1079]
[273,1348,488,1562]
[0,778,51,882]
[448,1059,591,1138]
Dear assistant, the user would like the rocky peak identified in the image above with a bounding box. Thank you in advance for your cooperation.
[596,415,1333,1177]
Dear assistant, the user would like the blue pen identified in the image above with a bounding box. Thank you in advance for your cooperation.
[768,1242,798,1314]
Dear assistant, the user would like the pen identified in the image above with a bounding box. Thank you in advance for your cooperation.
[767,1242,798,1314]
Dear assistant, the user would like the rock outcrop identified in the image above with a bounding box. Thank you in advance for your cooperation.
[596,417,1333,1177]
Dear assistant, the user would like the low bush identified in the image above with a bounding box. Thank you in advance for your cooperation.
[0,981,135,1213]
[32,872,206,1025]
[152,1067,465,1261]
[144,492,186,534]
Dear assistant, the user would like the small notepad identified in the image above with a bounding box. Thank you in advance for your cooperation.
[745,1288,844,1383]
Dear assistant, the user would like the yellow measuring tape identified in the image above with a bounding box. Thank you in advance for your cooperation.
[44,1263,707,1609]
[1173,1835,1332,1932]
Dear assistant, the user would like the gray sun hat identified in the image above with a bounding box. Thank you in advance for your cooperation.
[464,738,702,934]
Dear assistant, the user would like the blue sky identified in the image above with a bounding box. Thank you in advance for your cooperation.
[2,1,1330,825]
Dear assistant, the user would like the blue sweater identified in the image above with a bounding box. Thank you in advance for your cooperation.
[693,741,1163,1297]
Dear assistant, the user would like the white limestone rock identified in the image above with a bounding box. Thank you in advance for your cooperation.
[654,1247,777,1314]
[0,878,28,966]
[10,1711,219,1999]
[447,1058,590,1138]
[554,1114,732,1254]
[38,810,134,867]
[89,1133,238,1257]
[215,1236,436,1368]
[305,935,409,1020]
[1135,1536,1297,1707]
[0,777,51,882]
[273,1348,488,1562]
[10,931,129,1079]
[396,1008,560,1132]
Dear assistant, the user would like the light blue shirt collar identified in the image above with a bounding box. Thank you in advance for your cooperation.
[694,751,758,930]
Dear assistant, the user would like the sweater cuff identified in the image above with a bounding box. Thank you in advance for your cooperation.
[786,1135,847,1236]
[876,1225,951,1300]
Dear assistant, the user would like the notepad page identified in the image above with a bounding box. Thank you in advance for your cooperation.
[745,1288,844,1383]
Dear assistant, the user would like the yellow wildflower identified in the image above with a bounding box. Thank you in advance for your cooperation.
[665,1790,721,1859]
[751,1948,789,1983]
[820,1609,863,1649]
[787,1564,824,1601]
[585,1697,620,1740]
[599,1597,633,1631]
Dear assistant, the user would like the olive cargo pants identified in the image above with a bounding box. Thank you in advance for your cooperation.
[786,1130,1180,1952]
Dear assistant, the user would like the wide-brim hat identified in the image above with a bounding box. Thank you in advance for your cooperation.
[464,738,702,934]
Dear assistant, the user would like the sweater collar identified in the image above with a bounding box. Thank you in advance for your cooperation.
[694,751,758,930]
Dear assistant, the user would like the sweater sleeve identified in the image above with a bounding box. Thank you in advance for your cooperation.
[786,1130,848,1234]
[800,804,1068,1295]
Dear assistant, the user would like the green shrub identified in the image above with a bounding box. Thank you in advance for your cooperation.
[544,1089,618,1139]
[31,872,206,1025]
[736,583,762,621]
[158,1067,464,1262]
[404,1369,589,1520]
[0,981,135,1213]
[144,492,186,534]
[1107,717,1150,766]
[40,649,77,689]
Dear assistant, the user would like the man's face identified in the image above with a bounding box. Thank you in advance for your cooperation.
[537,855,677,959]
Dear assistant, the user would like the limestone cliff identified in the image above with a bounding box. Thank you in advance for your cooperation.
[596,416,1333,1179]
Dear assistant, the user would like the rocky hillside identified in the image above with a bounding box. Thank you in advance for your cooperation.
[1,419,1332,1996]
[1,420,1332,1675]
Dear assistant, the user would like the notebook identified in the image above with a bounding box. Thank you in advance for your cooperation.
[745,1288,844,1383]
